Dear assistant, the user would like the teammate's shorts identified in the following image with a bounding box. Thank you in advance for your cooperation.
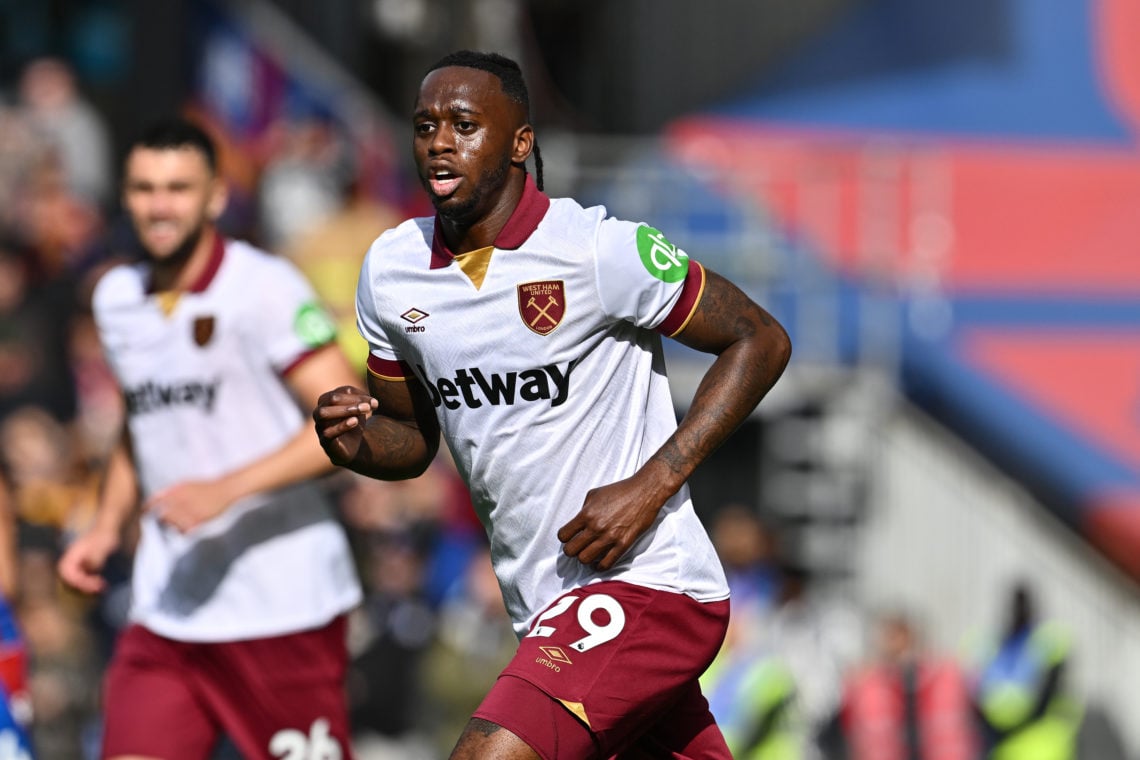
[102,617,353,760]
[473,581,732,759]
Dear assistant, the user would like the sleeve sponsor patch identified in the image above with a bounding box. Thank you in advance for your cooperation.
[636,225,689,283]
[293,302,337,348]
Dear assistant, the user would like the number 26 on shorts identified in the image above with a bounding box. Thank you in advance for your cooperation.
[525,593,626,653]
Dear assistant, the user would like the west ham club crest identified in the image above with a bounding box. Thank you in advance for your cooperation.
[193,316,215,347]
[517,280,565,335]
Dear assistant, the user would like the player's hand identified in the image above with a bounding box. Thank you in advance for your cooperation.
[312,385,377,465]
[57,528,120,595]
[556,473,665,571]
[145,480,233,533]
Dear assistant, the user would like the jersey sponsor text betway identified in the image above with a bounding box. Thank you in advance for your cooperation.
[124,378,220,416]
[417,359,580,410]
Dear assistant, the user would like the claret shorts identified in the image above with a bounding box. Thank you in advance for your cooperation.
[102,617,353,760]
[474,581,732,759]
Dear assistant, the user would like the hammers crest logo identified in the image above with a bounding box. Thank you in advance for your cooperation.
[518,280,565,336]
[193,316,215,347]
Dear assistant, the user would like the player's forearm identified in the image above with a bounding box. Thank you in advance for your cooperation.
[345,415,439,481]
[90,435,141,541]
[652,321,791,495]
[218,427,338,505]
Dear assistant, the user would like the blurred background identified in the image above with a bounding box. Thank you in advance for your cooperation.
[1,0,1138,758]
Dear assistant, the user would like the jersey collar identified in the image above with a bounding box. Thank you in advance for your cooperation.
[145,231,226,294]
[429,174,551,269]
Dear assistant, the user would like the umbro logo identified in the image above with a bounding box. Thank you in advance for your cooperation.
[536,645,572,673]
[540,646,572,664]
[401,307,429,333]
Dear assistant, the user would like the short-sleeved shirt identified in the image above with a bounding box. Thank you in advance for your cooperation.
[92,236,362,642]
[356,177,729,637]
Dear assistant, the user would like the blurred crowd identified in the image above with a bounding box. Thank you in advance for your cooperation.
[697,505,1131,760]
[0,54,1130,760]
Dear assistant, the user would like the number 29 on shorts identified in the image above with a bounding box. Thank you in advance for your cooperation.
[525,593,626,653]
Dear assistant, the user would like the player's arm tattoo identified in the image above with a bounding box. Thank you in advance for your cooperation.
[657,268,792,487]
[355,418,433,478]
[462,719,504,739]
[350,376,440,479]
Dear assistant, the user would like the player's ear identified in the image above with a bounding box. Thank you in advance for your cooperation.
[512,124,534,164]
[206,176,229,221]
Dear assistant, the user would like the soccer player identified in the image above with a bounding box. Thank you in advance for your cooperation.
[57,118,364,760]
[313,51,792,759]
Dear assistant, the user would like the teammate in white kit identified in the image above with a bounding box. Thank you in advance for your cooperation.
[314,51,792,759]
[58,118,363,760]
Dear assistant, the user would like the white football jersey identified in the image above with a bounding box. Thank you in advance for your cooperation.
[93,236,362,642]
[357,178,729,637]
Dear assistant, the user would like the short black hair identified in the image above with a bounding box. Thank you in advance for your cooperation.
[428,50,531,114]
[426,50,544,191]
[130,117,218,174]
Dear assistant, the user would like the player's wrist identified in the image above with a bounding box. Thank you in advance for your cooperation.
[639,457,686,502]
[86,519,124,552]
[344,442,383,477]
[215,475,245,510]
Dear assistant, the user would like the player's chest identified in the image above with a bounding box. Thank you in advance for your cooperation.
[107,298,240,381]
[385,259,598,359]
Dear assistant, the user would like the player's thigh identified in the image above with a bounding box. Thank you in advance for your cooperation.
[468,675,597,760]
[102,625,218,760]
[448,716,545,760]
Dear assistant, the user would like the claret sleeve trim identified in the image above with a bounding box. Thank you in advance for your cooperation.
[366,355,412,381]
[656,261,706,338]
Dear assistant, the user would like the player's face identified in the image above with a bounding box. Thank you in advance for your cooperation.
[122,146,226,262]
[413,66,530,224]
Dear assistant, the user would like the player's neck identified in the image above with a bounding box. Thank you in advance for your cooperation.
[150,226,219,292]
[438,172,526,255]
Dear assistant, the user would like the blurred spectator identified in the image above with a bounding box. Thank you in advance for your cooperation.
[709,504,781,640]
[0,406,98,543]
[0,472,32,760]
[418,545,515,760]
[834,608,978,760]
[416,455,484,610]
[757,559,864,759]
[702,508,808,759]
[0,105,51,237]
[700,631,806,760]
[333,453,484,759]
[283,170,402,373]
[0,122,114,754]
[0,239,80,426]
[346,531,436,760]
[0,403,104,759]
[14,152,105,281]
[967,581,1082,760]
[16,57,113,210]
[256,113,355,251]
[64,311,123,478]
[337,455,484,609]
[19,551,101,760]
[337,464,451,537]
